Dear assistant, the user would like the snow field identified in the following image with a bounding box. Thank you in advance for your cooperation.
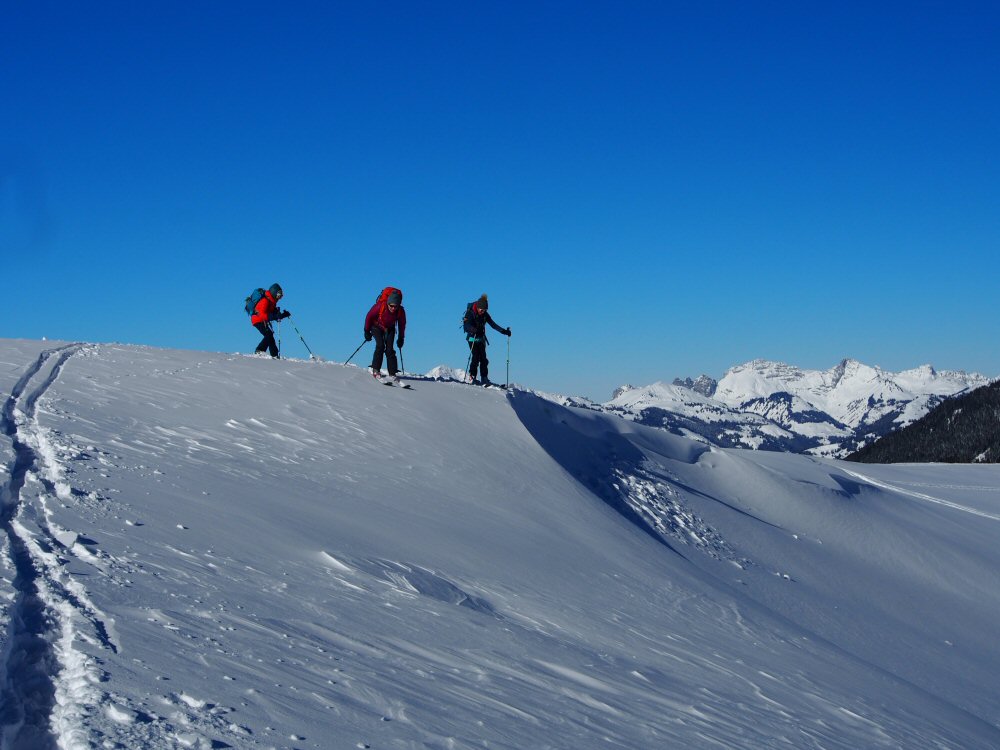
[1,340,999,748]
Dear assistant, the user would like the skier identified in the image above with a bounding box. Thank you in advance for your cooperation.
[250,283,291,358]
[463,294,510,386]
[365,288,406,383]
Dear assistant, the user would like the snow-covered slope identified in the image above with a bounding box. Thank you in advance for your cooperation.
[3,340,1000,748]
[608,358,990,456]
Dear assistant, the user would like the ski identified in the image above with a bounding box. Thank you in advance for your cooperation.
[383,380,412,389]
[372,372,412,389]
[464,379,506,390]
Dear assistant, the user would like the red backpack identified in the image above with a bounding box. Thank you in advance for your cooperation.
[375,286,403,313]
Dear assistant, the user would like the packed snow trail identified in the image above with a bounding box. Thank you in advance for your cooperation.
[841,466,1000,521]
[0,342,105,750]
[2,339,1000,748]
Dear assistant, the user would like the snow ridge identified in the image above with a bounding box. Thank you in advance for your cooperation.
[509,391,750,568]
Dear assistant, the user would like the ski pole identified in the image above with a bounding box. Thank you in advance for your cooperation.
[465,338,474,383]
[506,335,510,389]
[399,348,405,376]
[289,319,319,360]
[276,321,281,357]
[345,340,367,365]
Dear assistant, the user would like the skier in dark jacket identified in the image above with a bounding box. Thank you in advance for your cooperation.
[463,294,510,386]
[251,283,291,358]
[365,289,407,382]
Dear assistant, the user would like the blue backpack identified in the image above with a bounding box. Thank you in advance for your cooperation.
[244,288,266,316]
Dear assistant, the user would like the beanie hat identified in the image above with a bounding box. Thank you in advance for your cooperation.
[477,294,488,311]
[269,283,283,297]
[387,291,402,306]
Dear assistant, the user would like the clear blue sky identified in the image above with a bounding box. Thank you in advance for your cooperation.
[4,2,998,400]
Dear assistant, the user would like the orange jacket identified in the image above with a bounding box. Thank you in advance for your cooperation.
[251,290,278,325]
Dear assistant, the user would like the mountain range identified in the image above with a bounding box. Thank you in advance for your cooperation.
[600,358,991,457]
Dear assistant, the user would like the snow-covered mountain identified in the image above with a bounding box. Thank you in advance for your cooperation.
[3,339,1000,749]
[608,358,990,456]
[425,364,468,382]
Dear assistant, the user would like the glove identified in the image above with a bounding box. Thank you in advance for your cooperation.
[280,310,291,319]
[504,328,511,336]
[364,330,373,342]
[397,337,404,349]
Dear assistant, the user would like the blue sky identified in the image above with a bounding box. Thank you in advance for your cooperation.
[4,2,998,399]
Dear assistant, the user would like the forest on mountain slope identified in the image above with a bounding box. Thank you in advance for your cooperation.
[847,381,1000,463]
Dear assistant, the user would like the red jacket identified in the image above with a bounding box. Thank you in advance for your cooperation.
[365,301,406,337]
[251,291,279,325]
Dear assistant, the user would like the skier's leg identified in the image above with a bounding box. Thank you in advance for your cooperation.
[255,323,278,357]
[385,326,398,376]
[370,328,385,373]
[254,323,268,353]
[479,342,490,383]
[469,340,482,380]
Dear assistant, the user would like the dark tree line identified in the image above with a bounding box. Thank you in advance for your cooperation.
[846,381,1000,463]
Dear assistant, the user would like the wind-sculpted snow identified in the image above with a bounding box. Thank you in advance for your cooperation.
[324,554,499,615]
[509,390,750,567]
[1,339,1000,748]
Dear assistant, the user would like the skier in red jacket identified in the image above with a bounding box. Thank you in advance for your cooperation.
[364,289,406,382]
[251,283,291,358]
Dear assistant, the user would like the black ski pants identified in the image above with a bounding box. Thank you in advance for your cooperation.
[254,322,279,358]
[370,325,398,376]
[468,338,489,382]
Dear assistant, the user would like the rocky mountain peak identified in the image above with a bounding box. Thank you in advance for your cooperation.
[672,375,718,398]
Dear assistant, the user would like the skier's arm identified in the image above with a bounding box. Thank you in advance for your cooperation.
[486,313,508,334]
[363,304,379,334]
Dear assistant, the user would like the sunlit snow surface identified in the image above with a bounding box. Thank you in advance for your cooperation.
[2,339,1000,749]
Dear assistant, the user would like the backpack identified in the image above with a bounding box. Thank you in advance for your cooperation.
[244,287,266,316]
[375,286,403,307]
[375,287,403,318]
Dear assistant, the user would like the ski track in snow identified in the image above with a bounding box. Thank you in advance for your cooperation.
[0,344,122,750]
[841,467,1000,522]
[0,343,86,748]
[0,344,235,750]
